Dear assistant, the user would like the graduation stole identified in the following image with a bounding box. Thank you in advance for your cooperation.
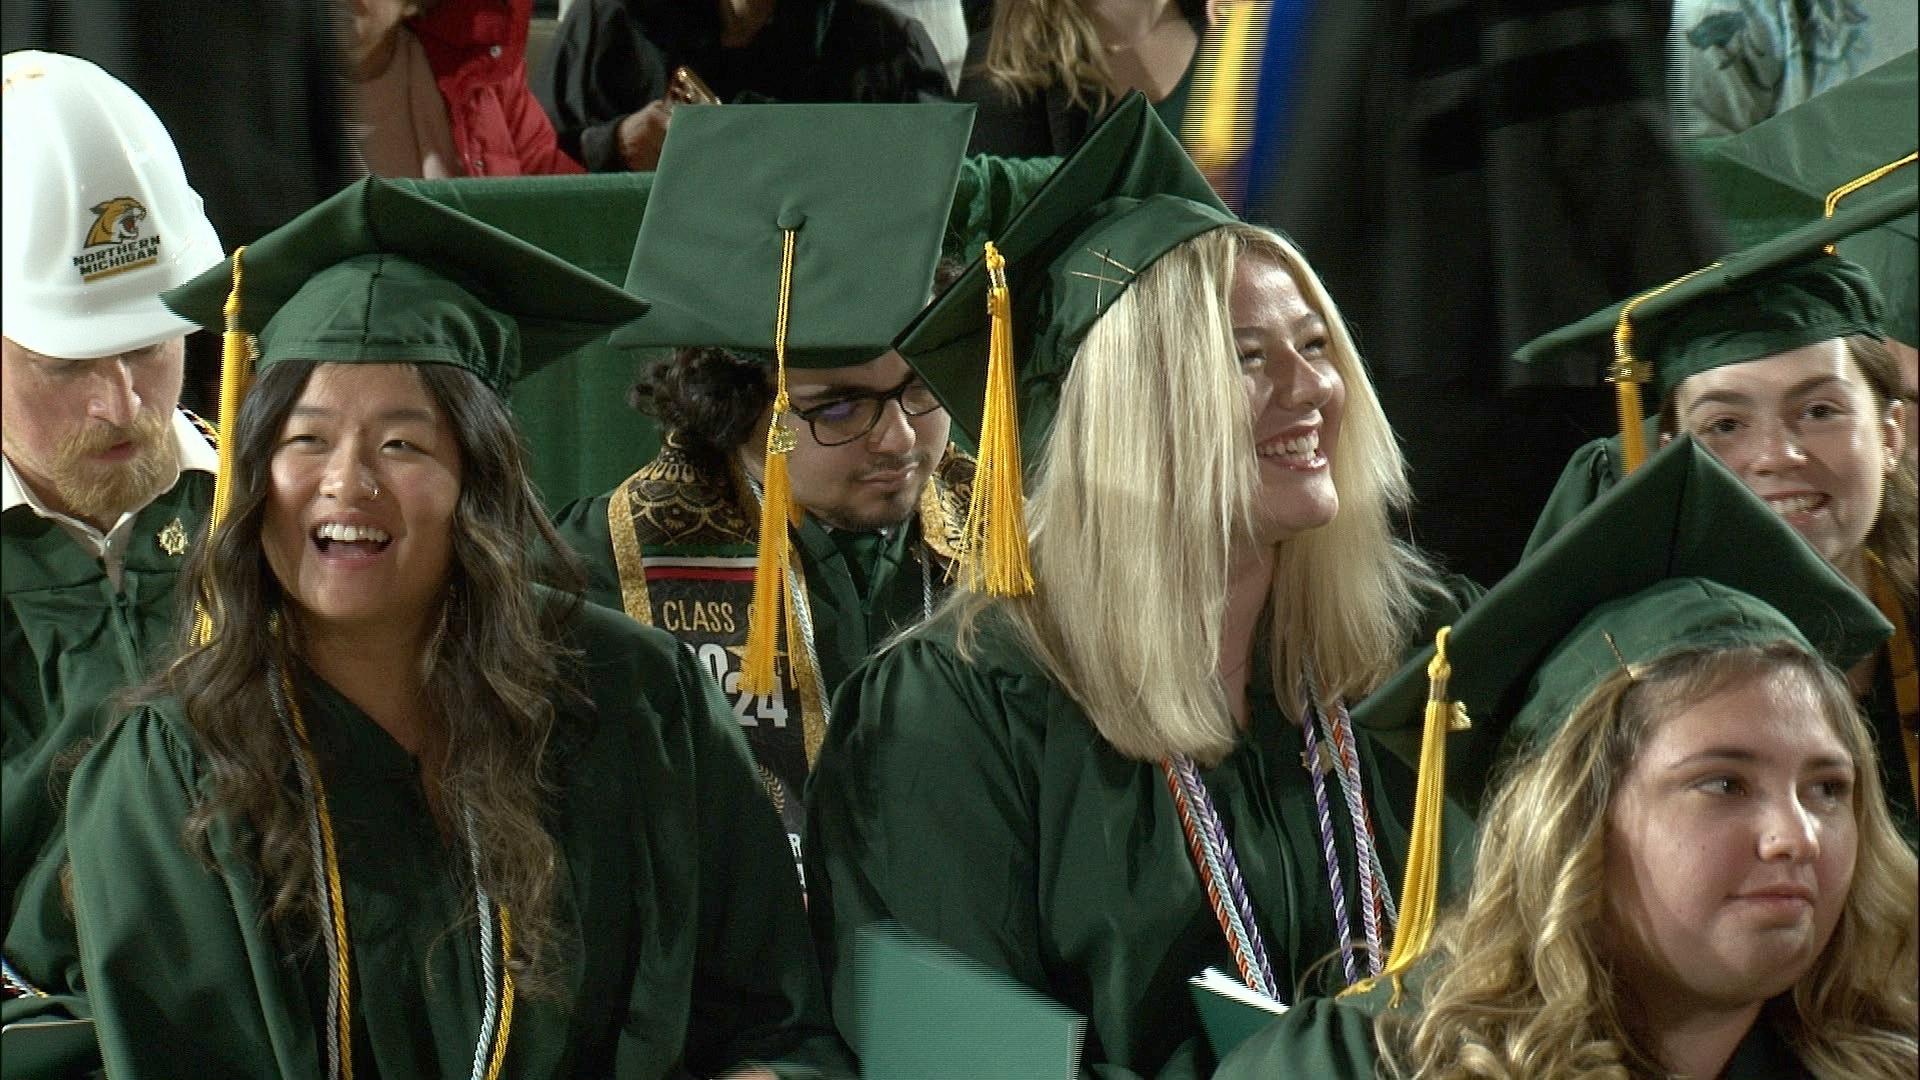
[1161,679,1397,1001]
[606,438,968,849]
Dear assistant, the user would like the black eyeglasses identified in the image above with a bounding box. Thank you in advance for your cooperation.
[790,377,945,447]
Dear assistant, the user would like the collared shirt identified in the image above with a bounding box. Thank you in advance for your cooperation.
[2,410,219,588]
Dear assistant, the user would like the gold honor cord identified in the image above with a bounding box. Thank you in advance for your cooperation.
[280,666,517,1079]
[961,242,1035,596]
[1822,153,1918,252]
[484,909,516,1080]
[1611,263,1720,475]
[742,227,802,695]
[279,667,355,1079]
[1343,627,1469,1005]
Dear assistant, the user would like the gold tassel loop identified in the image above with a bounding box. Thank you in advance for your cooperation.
[1609,263,1717,477]
[742,228,802,695]
[194,246,255,646]
[1343,626,1469,1006]
[961,242,1035,596]
[1822,153,1917,253]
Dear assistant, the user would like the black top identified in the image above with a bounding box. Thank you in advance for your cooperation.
[955,0,1208,158]
[540,0,952,172]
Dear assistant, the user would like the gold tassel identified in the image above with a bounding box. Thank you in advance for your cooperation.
[961,242,1034,596]
[193,246,253,646]
[1610,263,1717,477]
[741,229,802,695]
[1342,626,1469,1006]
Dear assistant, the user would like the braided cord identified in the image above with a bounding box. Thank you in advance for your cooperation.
[271,665,352,1080]
[1298,692,1358,986]
[1,956,48,999]
[1161,757,1278,998]
[468,813,500,1080]
[1322,699,1393,976]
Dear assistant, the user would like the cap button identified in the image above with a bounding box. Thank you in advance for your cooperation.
[775,208,805,230]
[488,44,503,59]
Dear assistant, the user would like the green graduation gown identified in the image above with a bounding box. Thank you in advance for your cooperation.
[805,609,1477,1080]
[550,440,972,880]
[2,468,212,1066]
[1213,988,1814,1079]
[63,599,853,1080]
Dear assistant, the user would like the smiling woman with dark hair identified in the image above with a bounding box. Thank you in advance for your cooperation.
[57,179,851,1080]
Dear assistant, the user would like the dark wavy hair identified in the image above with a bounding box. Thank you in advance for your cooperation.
[151,357,585,993]
[628,346,775,470]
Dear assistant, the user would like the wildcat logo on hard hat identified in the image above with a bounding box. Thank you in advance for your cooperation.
[72,195,162,282]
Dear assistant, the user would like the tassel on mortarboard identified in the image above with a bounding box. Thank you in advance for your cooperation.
[1343,626,1470,1006]
[741,228,805,695]
[1610,264,1716,476]
[192,246,254,646]
[960,242,1034,596]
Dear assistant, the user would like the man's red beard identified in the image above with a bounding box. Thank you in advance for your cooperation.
[44,407,179,523]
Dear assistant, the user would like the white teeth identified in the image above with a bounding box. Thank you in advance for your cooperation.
[1259,430,1320,459]
[313,522,391,544]
[1766,494,1822,515]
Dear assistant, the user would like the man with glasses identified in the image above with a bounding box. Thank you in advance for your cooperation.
[552,106,980,884]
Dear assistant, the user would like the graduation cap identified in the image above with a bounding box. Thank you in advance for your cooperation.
[165,176,649,392]
[1336,438,1890,1003]
[1514,171,1914,474]
[610,102,975,695]
[1711,50,1918,346]
[161,177,650,639]
[895,92,1236,596]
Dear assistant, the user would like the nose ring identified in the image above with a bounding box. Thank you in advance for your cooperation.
[368,480,380,499]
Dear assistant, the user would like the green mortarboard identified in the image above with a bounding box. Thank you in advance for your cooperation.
[163,177,649,394]
[1354,438,1890,815]
[604,103,974,698]
[1513,172,1913,473]
[609,103,975,367]
[1711,50,1918,345]
[897,92,1234,449]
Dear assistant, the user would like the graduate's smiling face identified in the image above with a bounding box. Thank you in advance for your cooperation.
[1233,253,1344,547]
[1602,665,1857,1016]
[1673,339,1903,576]
[758,350,951,532]
[262,363,462,643]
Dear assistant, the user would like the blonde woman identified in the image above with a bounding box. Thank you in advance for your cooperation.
[958,0,1208,155]
[1217,440,1918,1079]
[806,96,1470,1078]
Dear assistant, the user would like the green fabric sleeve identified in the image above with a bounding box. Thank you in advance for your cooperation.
[807,635,1098,1069]
[944,154,1062,264]
[666,642,854,1080]
[66,710,321,1080]
[549,493,626,614]
[1210,994,1387,1080]
[1520,436,1627,561]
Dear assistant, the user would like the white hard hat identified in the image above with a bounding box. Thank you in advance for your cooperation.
[3,51,224,358]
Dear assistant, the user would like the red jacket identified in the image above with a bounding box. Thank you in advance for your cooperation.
[411,0,583,176]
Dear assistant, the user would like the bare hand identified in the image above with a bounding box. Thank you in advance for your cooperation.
[616,100,674,172]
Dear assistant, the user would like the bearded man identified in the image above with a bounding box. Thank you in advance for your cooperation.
[1,51,223,1062]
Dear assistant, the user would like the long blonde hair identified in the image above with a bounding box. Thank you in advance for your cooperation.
[1383,643,1920,1079]
[979,0,1121,111]
[953,224,1440,764]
